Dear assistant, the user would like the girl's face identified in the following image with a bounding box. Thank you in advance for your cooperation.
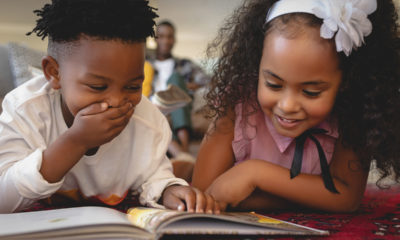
[257,26,342,138]
[55,39,145,127]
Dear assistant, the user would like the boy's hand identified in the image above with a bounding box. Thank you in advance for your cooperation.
[161,185,223,214]
[69,102,134,150]
[206,162,256,208]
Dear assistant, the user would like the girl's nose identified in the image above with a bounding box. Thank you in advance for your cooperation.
[278,92,300,114]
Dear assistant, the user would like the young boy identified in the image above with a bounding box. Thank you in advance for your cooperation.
[0,0,219,213]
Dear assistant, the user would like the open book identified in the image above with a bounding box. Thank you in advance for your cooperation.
[152,84,192,115]
[0,206,328,239]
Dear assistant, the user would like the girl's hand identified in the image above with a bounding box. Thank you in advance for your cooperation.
[68,102,134,150]
[206,161,257,208]
[161,185,223,213]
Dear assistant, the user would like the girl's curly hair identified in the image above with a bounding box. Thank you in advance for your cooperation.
[206,0,400,184]
[27,0,158,43]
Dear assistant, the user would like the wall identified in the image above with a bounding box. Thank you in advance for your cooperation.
[147,0,242,62]
[0,0,50,51]
[0,0,243,63]
[0,0,399,63]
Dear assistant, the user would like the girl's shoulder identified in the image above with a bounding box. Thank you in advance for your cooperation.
[234,103,267,130]
[233,103,268,143]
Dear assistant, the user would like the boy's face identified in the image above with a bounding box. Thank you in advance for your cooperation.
[156,25,175,58]
[257,27,342,138]
[53,38,145,126]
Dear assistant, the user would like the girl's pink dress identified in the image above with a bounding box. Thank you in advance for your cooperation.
[232,104,338,174]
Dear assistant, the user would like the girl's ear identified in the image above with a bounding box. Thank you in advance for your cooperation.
[42,56,61,89]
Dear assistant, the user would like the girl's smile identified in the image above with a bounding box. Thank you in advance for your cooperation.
[275,115,303,129]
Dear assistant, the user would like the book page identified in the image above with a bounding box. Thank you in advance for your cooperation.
[0,206,134,237]
[127,208,182,231]
[126,207,328,236]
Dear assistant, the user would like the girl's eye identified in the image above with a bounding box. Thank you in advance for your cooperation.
[265,81,282,90]
[303,90,321,97]
[89,85,107,91]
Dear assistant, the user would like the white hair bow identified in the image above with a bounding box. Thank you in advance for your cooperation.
[266,0,377,56]
[313,0,377,56]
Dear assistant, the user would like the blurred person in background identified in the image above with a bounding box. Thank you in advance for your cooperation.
[144,20,210,182]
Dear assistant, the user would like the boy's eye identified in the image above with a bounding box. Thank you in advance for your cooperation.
[89,85,107,91]
[125,85,142,91]
[303,90,321,97]
[265,81,282,90]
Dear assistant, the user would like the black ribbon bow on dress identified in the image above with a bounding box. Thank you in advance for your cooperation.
[290,128,339,194]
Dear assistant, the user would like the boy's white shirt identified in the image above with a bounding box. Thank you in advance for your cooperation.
[0,75,188,213]
[153,58,174,92]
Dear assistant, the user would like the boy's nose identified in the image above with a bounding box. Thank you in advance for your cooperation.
[278,93,300,114]
[106,94,126,108]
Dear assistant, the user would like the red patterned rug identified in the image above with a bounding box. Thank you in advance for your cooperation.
[22,184,400,239]
[267,184,400,239]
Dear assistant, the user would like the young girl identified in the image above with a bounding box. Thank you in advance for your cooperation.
[192,0,400,212]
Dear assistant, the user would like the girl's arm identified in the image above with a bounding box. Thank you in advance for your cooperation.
[207,140,369,212]
[192,115,236,192]
[236,189,300,211]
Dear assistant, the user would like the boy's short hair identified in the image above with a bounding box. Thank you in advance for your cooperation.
[157,20,176,32]
[27,0,158,58]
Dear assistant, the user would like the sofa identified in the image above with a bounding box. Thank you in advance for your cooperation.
[0,44,15,99]
[0,42,45,113]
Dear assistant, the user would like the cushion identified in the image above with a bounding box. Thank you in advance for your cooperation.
[0,45,15,97]
[0,97,3,114]
[7,42,45,87]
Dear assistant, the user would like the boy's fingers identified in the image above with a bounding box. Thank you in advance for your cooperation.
[79,102,108,116]
[109,108,134,130]
[168,198,186,211]
[107,102,133,120]
[165,186,222,214]
[177,203,185,211]
[183,188,196,213]
[162,189,186,211]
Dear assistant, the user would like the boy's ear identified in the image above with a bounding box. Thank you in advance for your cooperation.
[42,56,61,89]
